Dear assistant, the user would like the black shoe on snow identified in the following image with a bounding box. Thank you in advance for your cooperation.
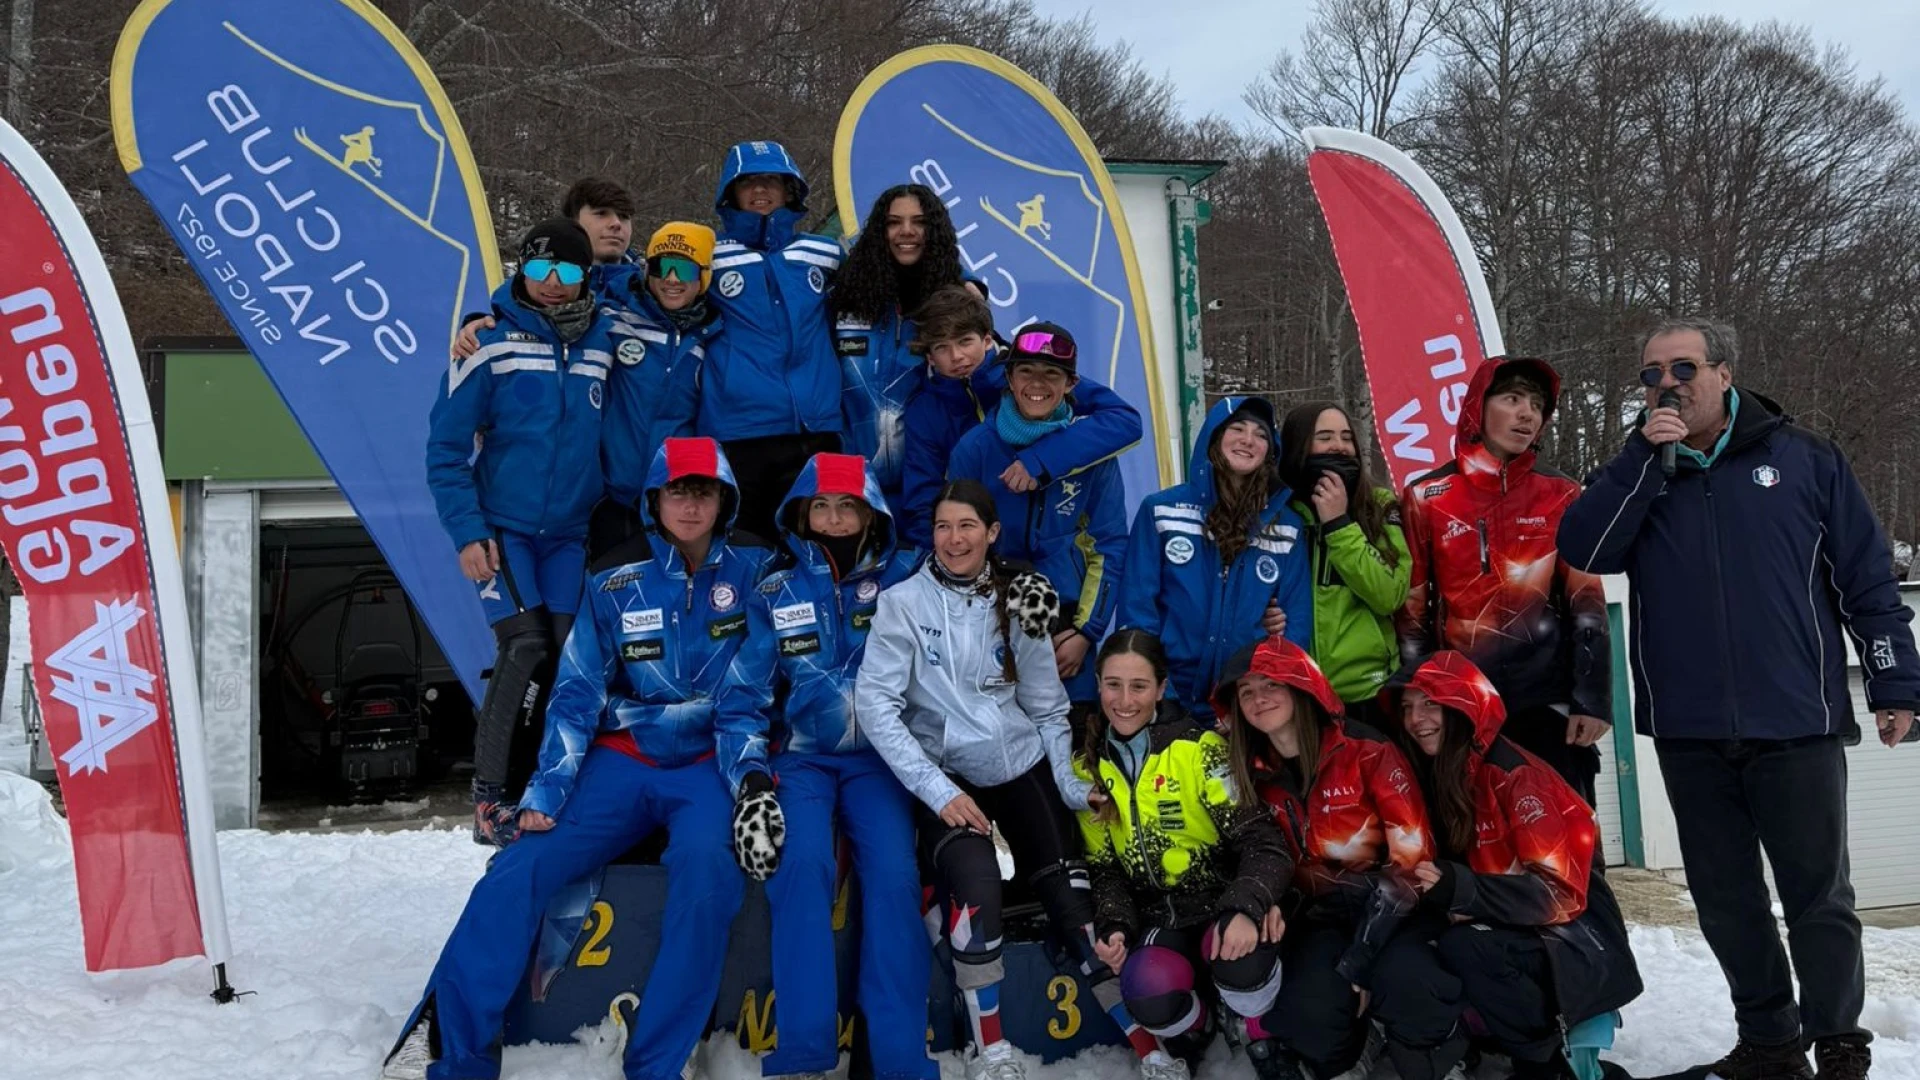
[1813,1036,1870,1080]
[1709,1039,1813,1080]
[1247,1038,1305,1080]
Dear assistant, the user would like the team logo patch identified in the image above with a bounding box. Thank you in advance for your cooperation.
[622,639,663,662]
[856,579,881,604]
[588,382,603,409]
[1164,535,1195,565]
[1442,519,1472,542]
[710,583,738,611]
[617,338,646,366]
[1753,465,1781,488]
[621,609,665,635]
[1514,795,1547,825]
[1255,554,1279,585]
[779,632,822,657]
[772,602,817,632]
[717,270,745,298]
[807,266,825,293]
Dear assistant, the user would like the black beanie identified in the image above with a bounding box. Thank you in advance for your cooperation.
[518,218,593,273]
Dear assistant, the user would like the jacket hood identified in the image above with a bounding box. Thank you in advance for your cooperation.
[641,436,741,532]
[1381,651,1506,755]
[1212,635,1344,720]
[1458,356,1561,450]
[715,140,809,250]
[776,452,898,573]
[1188,395,1280,503]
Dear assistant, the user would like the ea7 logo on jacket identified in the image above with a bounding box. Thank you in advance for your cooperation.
[1872,636,1898,671]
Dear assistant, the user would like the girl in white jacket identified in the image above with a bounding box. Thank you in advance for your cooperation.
[856,480,1182,1080]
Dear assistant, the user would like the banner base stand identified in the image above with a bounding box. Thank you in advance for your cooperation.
[209,963,249,1005]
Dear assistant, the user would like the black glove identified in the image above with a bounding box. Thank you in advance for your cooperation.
[731,771,785,881]
[1419,861,1461,912]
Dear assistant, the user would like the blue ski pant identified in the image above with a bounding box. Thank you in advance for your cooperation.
[762,749,937,1079]
[478,528,586,623]
[424,750,744,1080]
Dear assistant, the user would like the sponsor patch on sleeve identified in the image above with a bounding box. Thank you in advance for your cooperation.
[779,632,822,657]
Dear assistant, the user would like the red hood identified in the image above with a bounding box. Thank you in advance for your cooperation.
[1213,636,1345,719]
[1457,356,1561,451]
[1382,651,1506,755]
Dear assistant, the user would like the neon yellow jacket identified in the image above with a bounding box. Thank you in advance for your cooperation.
[1074,707,1290,937]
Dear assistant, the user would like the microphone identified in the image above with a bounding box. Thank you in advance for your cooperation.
[1658,389,1681,477]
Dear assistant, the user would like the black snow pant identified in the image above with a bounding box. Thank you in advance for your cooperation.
[1363,911,1470,1080]
[1503,704,1601,808]
[1434,923,1562,1065]
[915,760,1120,1008]
[723,432,841,544]
[1257,918,1372,1078]
[1656,734,1867,1048]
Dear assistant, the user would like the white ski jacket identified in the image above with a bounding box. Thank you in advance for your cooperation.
[854,562,1091,814]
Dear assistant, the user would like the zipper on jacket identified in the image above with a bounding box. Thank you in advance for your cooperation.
[1476,518,1491,574]
[1703,478,1741,738]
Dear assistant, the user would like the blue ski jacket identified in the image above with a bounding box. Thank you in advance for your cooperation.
[520,439,778,816]
[946,409,1129,645]
[835,306,922,499]
[1119,396,1313,714]
[897,356,1142,550]
[600,281,715,506]
[698,141,843,442]
[426,279,613,549]
[1557,389,1920,741]
[760,454,921,756]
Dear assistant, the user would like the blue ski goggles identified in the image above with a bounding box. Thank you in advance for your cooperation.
[522,258,586,286]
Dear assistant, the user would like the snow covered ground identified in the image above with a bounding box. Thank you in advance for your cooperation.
[1,769,1918,1080]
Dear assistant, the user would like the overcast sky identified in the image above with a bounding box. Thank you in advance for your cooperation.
[1027,0,1920,132]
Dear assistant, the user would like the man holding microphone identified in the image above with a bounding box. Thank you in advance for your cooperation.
[1557,317,1918,1080]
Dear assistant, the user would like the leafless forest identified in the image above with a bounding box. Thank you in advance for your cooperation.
[8,0,1918,555]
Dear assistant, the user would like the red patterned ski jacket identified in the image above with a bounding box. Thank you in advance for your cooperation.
[1397,357,1610,720]
[1388,651,1595,926]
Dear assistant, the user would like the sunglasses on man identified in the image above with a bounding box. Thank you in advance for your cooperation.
[1638,359,1721,388]
[522,258,586,287]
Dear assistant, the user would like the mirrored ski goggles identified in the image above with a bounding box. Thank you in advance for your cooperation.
[1012,329,1076,363]
[647,255,702,283]
[522,258,586,286]
[1637,359,1721,387]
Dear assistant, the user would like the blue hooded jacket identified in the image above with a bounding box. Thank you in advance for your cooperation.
[600,278,716,506]
[759,454,921,756]
[947,409,1129,656]
[896,351,1143,550]
[698,141,843,442]
[1119,396,1313,714]
[520,438,778,816]
[426,279,613,548]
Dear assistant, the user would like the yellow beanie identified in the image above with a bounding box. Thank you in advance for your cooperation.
[646,221,716,293]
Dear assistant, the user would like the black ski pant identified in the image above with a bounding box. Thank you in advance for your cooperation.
[1364,911,1470,1080]
[915,761,1117,1003]
[723,432,841,544]
[1656,734,1866,1047]
[1504,704,1600,808]
[1257,917,1371,1078]
[1433,923,1561,1064]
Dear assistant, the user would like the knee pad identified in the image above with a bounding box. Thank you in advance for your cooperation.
[1206,921,1284,1019]
[931,829,1004,975]
[473,610,553,783]
[1119,944,1201,1036]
